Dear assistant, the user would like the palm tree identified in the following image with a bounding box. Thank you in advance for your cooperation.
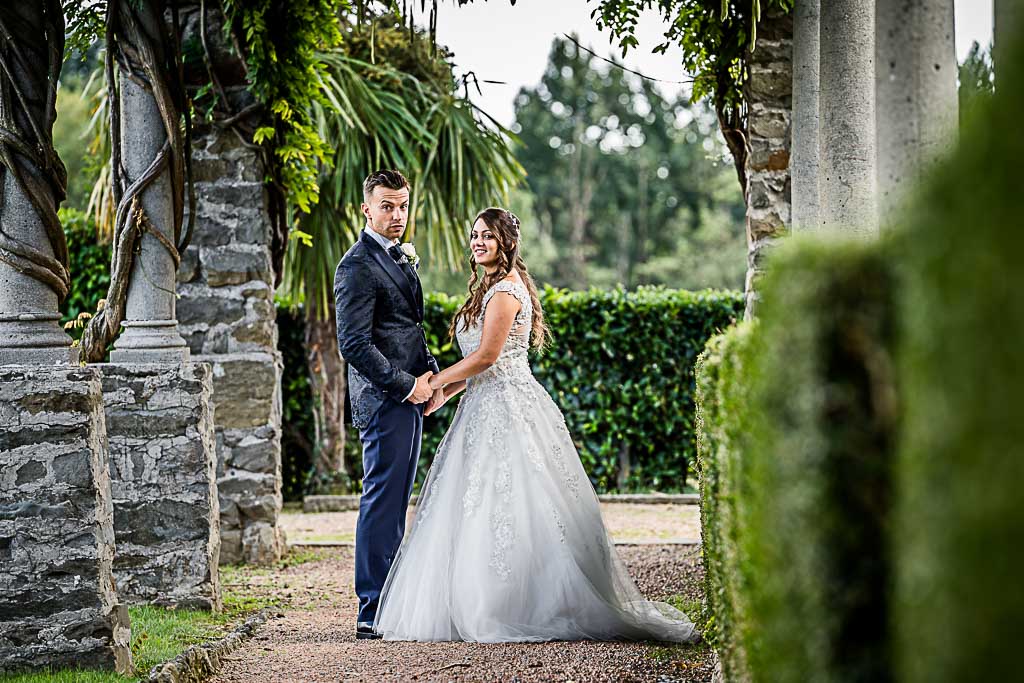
[279,12,525,486]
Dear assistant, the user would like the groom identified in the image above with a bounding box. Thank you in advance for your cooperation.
[334,169,441,639]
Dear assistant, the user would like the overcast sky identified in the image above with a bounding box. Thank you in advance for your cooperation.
[433,0,995,127]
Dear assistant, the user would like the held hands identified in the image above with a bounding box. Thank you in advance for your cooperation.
[408,371,434,404]
[424,388,447,417]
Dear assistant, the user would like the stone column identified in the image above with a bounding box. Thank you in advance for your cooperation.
[876,0,958,224]
[791,0,821,232]
[108,43,189,363]
[995,0,1023,73]
[0,3,77,365]
[819,0,879,234]
[743,8,793,318]
[0,367,132,674]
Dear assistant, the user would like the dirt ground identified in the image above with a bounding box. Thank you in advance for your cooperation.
[280,503,702,546]
[211,544,712,683]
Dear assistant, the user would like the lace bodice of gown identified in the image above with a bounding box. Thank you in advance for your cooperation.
[456,281,533,390]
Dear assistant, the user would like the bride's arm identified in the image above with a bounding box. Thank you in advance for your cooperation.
[427,292,520,391]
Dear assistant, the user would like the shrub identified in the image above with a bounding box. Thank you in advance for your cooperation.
[696,237,898,682]
[694,322,757,681]
[892,28,1024,683]
[279,286,743,498]
[59,207,110,341]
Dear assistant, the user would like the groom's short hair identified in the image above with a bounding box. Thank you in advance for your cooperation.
[363,169,410,200]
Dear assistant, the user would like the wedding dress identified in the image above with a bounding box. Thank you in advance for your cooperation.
[373,281,697,643]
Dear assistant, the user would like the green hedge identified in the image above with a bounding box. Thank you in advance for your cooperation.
[696,238,897,682]
[59,207,111,341]
[695,29,1024,683]
[423,286,743,492]
[280,286,743,498]
[892,28,1024,683]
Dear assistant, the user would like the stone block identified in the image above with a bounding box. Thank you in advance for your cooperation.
[201,245,273,288]
[178,246,200,283]
[177,285,247,328]
[98,363,221,611]
[204,354,279,429]
[0,366,132,674]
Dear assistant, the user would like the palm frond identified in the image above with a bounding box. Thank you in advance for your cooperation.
[281,49,526,321]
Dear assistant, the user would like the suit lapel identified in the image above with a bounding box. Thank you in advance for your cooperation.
[361,232,420,320]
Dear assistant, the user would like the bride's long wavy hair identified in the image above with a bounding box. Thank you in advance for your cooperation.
[448,207,549,350]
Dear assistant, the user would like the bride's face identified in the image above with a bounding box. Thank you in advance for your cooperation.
[470,219,499,268]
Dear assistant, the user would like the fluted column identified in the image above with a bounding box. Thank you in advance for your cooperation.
[876,0,958,224]
[791,0,821,232]
[819,0,878,235]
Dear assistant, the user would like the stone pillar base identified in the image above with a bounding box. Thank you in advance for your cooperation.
[109,320,190,364]
[0,366,132,674]
[98,362,221,611]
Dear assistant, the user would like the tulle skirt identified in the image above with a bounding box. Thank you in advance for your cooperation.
[373,371,697,643]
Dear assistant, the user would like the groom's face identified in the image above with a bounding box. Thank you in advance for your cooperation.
[362,186,410,242]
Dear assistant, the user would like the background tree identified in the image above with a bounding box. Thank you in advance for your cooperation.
[512,36,745,291]
[958,41,994,127]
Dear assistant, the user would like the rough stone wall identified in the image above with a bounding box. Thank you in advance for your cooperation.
[177,125,284,565]
[743,10,794,318]
[99,362,221,609]
[0,367,132,674]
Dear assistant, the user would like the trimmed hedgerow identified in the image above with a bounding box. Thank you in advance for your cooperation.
[420,286,744,493]
[892,26,1024,683]
[693,322,757,681]
[279,286,742,498]
[695,236,898,682]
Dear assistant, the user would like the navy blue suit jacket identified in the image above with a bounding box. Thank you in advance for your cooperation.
[334,231,439,429]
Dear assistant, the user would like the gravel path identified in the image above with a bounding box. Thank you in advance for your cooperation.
[281,504,702,545]
[211,545,712,682]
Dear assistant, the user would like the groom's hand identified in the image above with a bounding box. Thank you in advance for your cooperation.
[408,371,433,404]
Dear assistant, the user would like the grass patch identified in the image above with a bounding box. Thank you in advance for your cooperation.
[286,532,354,544]
[3,606,234,683]
[3,547,333,682]
[644,593,713,672]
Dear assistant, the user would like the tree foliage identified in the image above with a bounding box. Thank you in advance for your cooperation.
[511,36,745,291]
[958,40,994,127]
[221,0,344,213]
[589,0,792,189]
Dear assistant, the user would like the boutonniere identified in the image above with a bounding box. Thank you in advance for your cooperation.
[400,242,420,267]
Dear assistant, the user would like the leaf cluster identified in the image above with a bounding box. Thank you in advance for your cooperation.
[221,0,345,213]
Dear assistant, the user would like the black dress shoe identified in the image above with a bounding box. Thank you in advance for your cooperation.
[356,624,382,640]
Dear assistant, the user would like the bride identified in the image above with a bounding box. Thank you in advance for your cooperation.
[372,208,697,643]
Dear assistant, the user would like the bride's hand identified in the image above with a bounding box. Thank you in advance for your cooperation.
[424,388,447,416]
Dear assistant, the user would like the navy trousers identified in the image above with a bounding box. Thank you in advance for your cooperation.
[355,398,424,625]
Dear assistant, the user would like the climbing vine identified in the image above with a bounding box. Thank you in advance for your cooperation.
[220,0,344,213]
